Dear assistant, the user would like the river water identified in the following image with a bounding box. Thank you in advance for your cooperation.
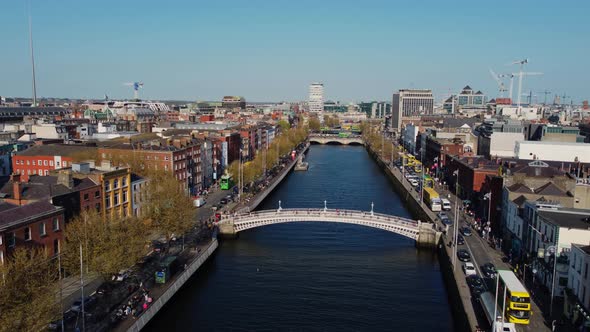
[146,145,453,331]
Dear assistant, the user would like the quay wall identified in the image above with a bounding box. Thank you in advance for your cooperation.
[126,239,219,332]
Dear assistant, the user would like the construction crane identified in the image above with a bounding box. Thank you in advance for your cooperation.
[489,69,508,97]
[538,90,551,105]
[522,91,537,105]
[124,82,144,100]
[510,58,543,112]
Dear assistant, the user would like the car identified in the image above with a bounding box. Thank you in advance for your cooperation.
[113,269,130,282]
[441,198,452,211]
[438,212,451,225]
[481,263,497,279]
[457,235,465,245]
[410,179,419,187]
[466,275,486,295]
[457,249,471,262]
[463,262,477,276]
[70,296,97,312]
[461,227,472,237]
[220,198,228,205]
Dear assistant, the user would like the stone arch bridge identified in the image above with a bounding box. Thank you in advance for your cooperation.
[308,134,364,145]
[217,208,441,248]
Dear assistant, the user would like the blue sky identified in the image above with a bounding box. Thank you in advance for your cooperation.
[1,0,589,103]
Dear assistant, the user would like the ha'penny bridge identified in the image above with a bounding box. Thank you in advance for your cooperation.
[217,203,442,248]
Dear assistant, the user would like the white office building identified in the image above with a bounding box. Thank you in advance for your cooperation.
[309,83,324,113]
[391,89,434,133]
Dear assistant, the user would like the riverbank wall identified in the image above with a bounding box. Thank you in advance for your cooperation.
[365,145,473,332]
[126,239,219,332]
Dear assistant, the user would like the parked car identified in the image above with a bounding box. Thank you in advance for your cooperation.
[481,263,497,279]
[438,212,451,225]
[220,198,228,205]
[466,275,486,295]
[461,227,472,237]
[70,296,97,313]
[463,262,477,276]
[457,235,465,245]
[457,249,471,262]
[113,269,130,282]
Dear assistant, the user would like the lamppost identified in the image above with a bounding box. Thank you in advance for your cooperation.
[484,192,492,224]
[452,169,460,269]
[324,200,327,212]
[277,200,282,212]
[546,245,558,318]
[370,202,374,216]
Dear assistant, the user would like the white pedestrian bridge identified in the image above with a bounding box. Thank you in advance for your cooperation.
[217,208,441,248]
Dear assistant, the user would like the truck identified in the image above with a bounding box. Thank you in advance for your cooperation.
[423,187,441,211]
[193,197,206,207]
[479,292,517,332]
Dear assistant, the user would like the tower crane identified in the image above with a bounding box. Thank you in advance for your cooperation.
[538,90,551,105]
[489,69,508,97]
[123,82,144,100]
[510,58,542,113]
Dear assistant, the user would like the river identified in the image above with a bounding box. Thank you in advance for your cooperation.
[146,144,453,331]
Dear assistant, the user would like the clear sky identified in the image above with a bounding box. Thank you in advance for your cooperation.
[1,0,589,103]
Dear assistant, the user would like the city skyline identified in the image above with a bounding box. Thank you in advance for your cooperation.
[1,0,589,102]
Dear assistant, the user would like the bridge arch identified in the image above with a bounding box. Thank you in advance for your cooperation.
[218,209,440,247]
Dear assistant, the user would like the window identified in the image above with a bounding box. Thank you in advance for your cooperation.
[53,239,60,255]
[7,232,15,247]
[95,203,100,213]
[49,161,54,166]
[123,191,128,203]
[26,160,29,165]
[33,170,36,174]
[56,161,60,167]
[105,197,111,208]
[165,156,170,161]
[105,181,110,192]
[44,170,49,175]
[43,160,47,166]
[38,160,42,165]
[39,222,47,236]
[114,193,119,205]
[63,161,67,167]
[52,218,60,231]
[114,179,119,189]
[32,160,36,166]
[24,227,31,241]
[84,193,89,201]
[122,177,127,187]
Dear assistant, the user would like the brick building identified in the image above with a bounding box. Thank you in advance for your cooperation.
[12,144,97,181]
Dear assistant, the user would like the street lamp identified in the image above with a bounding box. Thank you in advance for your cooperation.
[370,202,374,216]
[452,169,460,270]
[324,200,327,212]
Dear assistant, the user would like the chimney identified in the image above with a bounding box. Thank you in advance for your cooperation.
[13,181,22,203]
[10,173,21,183]
[57,171,74,189]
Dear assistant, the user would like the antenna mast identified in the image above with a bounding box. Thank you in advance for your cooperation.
[29,12,37,106]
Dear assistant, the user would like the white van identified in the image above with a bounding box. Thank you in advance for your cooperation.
[441,198,452,211]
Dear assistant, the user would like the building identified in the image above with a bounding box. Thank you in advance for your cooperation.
[477,119,525,158]
[309,83,324,113]
[12,144,97,181]
[455,85,486,112]
[524,206,590,303]
[392,89,434,134]
[131,174,148,217]
[222,96,246,110]
[564,243,590,329]
[515,141,590,163]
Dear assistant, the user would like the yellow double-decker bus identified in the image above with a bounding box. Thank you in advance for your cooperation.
[497,270,531,324]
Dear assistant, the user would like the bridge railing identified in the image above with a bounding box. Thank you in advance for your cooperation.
[223,208,419,228]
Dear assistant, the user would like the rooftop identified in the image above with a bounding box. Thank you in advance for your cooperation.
[538,209,590,230]
[0,200,63,227]
[15,144,96,157]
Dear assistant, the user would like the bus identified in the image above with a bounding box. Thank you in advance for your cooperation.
[220,174,234,190]
[423,187,441,211]
[497,270,531,325]
[479,292,517,332]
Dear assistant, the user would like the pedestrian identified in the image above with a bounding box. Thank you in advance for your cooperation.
[143,302,148,310]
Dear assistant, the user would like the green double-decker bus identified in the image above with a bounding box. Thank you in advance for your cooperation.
[220,174,234,190]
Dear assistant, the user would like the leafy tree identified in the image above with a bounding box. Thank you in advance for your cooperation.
[62,210,147,279]
[0,248,59,332]
[144,171,195,242]
[278,120,291,131]
[308,117,321,132]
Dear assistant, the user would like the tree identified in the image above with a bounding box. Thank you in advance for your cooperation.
[0,248,59,332]
[62,210,148,279]
[308,117,321,132]
[277,120,291,131]
[144,171,195,242]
